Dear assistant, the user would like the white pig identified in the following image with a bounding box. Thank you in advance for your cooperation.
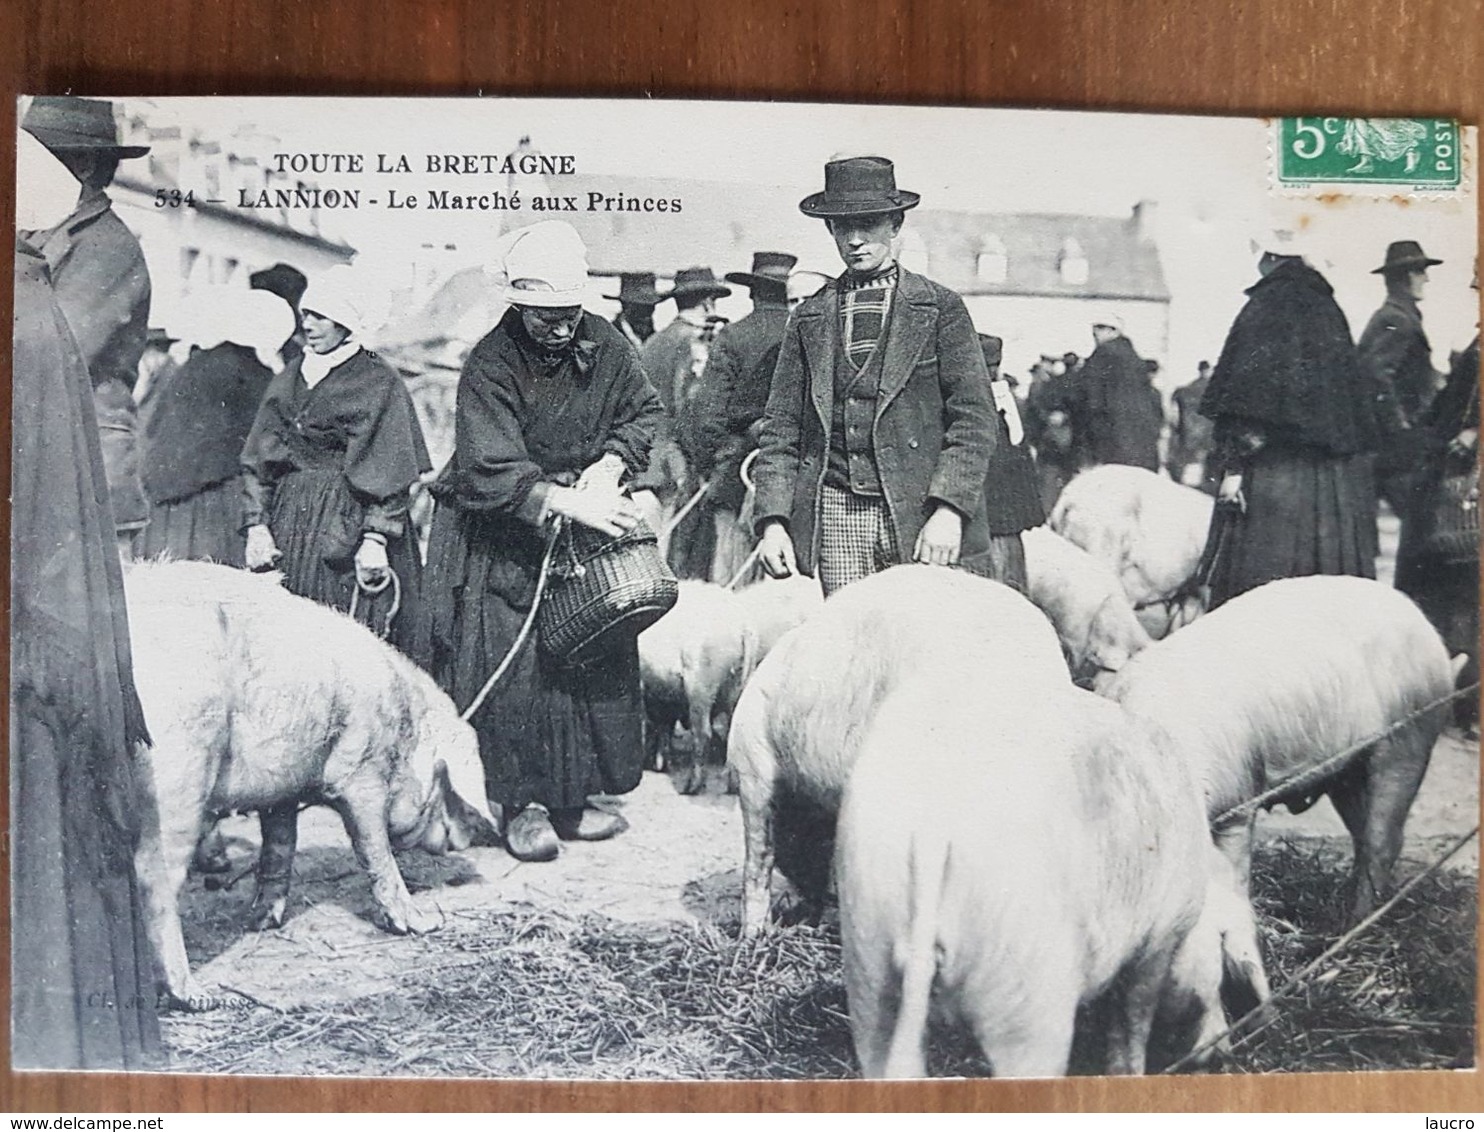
[1097,574,1457,921]
[1022,525,1153,682]
[1050,465,1214,638]
[836,675,1233,1078]
[727,565,1068,932]
[125,560,498,1010]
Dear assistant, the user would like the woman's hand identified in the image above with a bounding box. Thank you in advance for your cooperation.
[1218,472,1246,512]
[759,520,798,579]
[1448,428,1478,459]
[245,524,281,571]
[913,504,963,567]
[354,534,390,590]
[574,452,626,493]
[548,486,641,538]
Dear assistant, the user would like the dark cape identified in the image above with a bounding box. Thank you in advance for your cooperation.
[23,189,152,533]
[1201,259,1378,455]
[11,241,162,1070]
[240,346,431,658]
[139,342,276,566]
[1081,334,1162,471]
[1200,259,1379,607]
[424,308,664,812]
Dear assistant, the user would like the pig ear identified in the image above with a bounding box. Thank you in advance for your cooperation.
[436,760,501,848]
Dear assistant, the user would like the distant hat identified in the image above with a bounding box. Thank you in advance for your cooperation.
[668,266,731,303]
[21,96,149,157]
[499,221,589,308]
[144,326,178,347]
[799,156,921,219]
[1250,224,1317,263]
[726,251,798,290]
[1091,312,1125,333]
[978,334,1004,368]
[1062,352,1080,366]
[603,271,666,305]
[1373,240,1444,275]
[250,262,309,308]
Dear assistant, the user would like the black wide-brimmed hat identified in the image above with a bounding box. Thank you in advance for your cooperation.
[668,266,732,302]
[602,271,667,305]
[725,251,798,289]
[250,262,310,307]
[799,156,920,219]
[1372,240,1444,275]
[22,96,150,157]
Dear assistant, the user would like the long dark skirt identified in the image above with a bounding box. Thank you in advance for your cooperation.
[424,505,645,813]
[1209,447,1377,609]
[268,467,424,661]
[139,476,246,566]
[11,685,162,1069]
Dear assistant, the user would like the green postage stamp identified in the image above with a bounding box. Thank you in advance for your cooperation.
[1275,117,1464,192]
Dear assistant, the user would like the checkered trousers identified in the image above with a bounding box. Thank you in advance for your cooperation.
[817,483,901,595]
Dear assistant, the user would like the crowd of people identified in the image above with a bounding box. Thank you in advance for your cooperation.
[12,96,1478,1070]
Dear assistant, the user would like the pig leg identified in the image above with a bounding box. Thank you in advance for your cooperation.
[682,690,719,796]
[970,990,1076,1079]
[1101,949,1178,1076]
[1330,728,1433,921]
[246,802,299,932]
[134,770,218,1010]
[729,696,778,933]
[333,780,440,936]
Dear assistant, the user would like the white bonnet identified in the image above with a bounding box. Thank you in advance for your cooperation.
[495,221,589,309]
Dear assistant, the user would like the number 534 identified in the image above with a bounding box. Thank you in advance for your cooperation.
[154,188,196,208]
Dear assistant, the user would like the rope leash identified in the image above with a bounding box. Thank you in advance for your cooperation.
[347,567,402,640]
[1159,823,1479,1074]
[458,521,562,723]
[661,478,713,540]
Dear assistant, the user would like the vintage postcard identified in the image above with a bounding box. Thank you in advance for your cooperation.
[10,96,1479,1081]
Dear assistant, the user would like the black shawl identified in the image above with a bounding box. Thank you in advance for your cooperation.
[142,342,275,504]
[1200,259,1376,454]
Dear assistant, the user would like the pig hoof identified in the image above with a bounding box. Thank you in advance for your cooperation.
[377,902,440,936]
[246,898,287,932]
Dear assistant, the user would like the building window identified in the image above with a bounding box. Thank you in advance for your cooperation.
[976,234,1007,284]
[1059,237,1089,286]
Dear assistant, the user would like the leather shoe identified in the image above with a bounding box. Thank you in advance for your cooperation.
[504,805,560,863]
[550,806,629,842]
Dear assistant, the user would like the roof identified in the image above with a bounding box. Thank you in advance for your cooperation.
[907,209,1170,302]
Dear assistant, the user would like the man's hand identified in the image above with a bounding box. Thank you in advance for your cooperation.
[759,520,798,579]
[245,524,281,571]
[354,534,390,590]
[913,505,963,567]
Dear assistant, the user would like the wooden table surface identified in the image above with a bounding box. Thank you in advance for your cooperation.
[4,0,1482,1112]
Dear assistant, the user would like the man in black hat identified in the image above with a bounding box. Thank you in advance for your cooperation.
[1359,240,1445,518]
[684,251,797,583]
[21,96,153,557]
[250,261,309,365]
[753,156,1001,595]
[639,266,731,577]
[604,271,665,348]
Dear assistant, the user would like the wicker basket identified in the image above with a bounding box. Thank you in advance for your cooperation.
[538,518,679,667]
[1420,463,1481,566]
